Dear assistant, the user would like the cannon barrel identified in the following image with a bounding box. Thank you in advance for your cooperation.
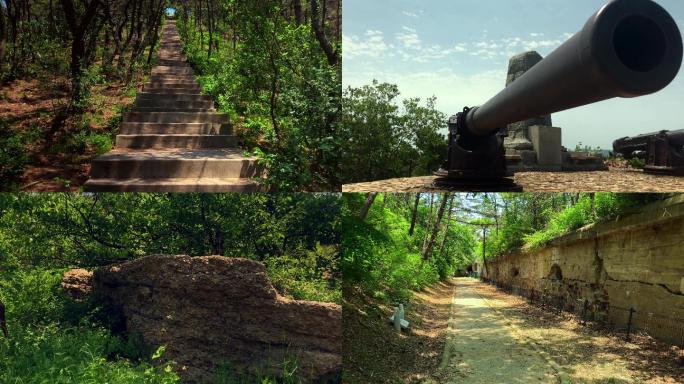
[614,129,684,156]
[464,0,682,137]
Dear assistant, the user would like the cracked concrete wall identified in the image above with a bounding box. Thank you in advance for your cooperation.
[483,195,684,346]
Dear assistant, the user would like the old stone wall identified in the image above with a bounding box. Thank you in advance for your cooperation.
[65,255,341,383]
[482,195,684,346]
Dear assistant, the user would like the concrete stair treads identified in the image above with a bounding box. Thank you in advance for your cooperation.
[132,107,217,113]
[123,112,229,124]
[90,149,261,179]
[120,122,232,135]
[84,178,259,192]
[85,20,261,192]
[136,93,214,102]
[116,134,237,149]
[134,100,215,109]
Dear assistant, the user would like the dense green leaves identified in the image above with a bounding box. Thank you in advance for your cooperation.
[340,81,448,183]
[176,0,341,191]
[0,269,180,383]
[476,193,667,259]
[342,193,476,302]
[0,193,341,301]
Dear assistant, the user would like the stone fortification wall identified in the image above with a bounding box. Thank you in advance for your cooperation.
[482,195,684,345]
[63,255,341,383]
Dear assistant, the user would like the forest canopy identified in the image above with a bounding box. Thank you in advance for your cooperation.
[341,192,669,303]
[0,193,342,383]
[0,192,341,302]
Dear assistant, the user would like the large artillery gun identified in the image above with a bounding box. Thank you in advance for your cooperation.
[434,0,682,190]
[613,129,684,174]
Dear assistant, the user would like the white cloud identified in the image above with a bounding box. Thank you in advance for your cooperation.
[343,30,389,59]
[402,10,419,18]
[396,26,421,49]
[343,67,507,115]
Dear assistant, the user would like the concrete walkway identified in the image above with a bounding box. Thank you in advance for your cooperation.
[436,278,558,383]
[85,20,261,192]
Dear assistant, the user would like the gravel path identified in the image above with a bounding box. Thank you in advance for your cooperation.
[434,278,557,383]
[342,169,684,193]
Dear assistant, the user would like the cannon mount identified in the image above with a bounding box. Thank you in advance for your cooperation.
[432,107,522,191]
[614,130,684,175]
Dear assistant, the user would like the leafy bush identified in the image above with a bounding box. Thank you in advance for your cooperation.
[342,194,475,303]
[0,269,179,383]
[177,5,340,191]
[266,245,341,304]
[0,120,40,187]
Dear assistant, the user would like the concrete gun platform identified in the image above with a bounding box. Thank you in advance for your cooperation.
[342,169,684,193]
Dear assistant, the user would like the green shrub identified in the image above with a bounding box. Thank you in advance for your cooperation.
[628,157,646,169]
[0,121,39,187]
[266,246,341,304]
[0,269,180,383]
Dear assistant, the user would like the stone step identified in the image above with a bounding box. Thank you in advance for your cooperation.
[83,178,260,192]
[132,107,216,113]
[144,83,201,91]
[146,80,199,87]
[116,134,237,149]
[134,99,214,109]
[145,79,199,88]
[148,77,197,84]
[120,122,232,135]
[89,149,262,179]
[123,111,229,124]
[136,93,213,102]
[142,87,205,95]
[150,74,197,81]
[152,67,194,75]
[156,60,190,67]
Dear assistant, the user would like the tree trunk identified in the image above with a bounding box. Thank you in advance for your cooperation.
[438,194,456,255]
[293,0,303,24]
[359,193,378,221]
[60,0,101,103]
[0,3,6,66]
[408,193,421,236]
[310,0,338,65]
[422,193,450,260]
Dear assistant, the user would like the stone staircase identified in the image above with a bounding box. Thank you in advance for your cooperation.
[85,20,262,192]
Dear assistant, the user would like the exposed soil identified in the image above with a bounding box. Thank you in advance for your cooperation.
[342,281,455,383]
[0,74,139,191]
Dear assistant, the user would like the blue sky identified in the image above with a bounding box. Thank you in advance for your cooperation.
[343,0,684,149]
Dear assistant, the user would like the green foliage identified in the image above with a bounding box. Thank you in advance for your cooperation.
[212,359,303,384]
[482,193,666,255]
[176,2,341,191]
[0,120,40,187]
[340,81,447,183]
[0,269,179,383]
[0,193,340,302]
[342,194,476,303]
[573,142,602,154]
[266,244,341,303]
[628,157,646,169]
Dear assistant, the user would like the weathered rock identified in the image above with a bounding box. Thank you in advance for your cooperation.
[61,268,93,299]
[504,51,552,152]
[90,255,341,383]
